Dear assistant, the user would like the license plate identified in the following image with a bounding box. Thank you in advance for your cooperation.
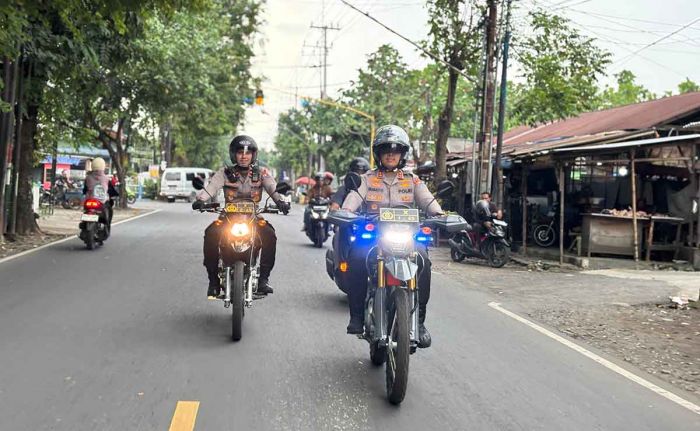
[380,208,419,223]
[225,202,255,213]
[81,214,99,222]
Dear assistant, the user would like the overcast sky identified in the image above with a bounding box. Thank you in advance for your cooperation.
[241,0,700,149]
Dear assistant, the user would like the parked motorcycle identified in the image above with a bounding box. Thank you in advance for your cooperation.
[449,218,510,268]
[533,209,557,247]
[192,177,290,341]
[305,197,331,247]
[329,174,466,404]
[78,198,110,250]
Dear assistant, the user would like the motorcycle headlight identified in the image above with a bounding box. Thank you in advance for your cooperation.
[320,210,329,219]
[230,222,249,237]
[383,230,413,244]
[311,212,320,219]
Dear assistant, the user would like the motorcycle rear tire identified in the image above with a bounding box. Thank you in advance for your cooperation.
[450,247,466,262]
[488,241,510,268]
[231,261,245,341]
[127,196,136,205]
[84,223,96,250]
[386,288,410,405]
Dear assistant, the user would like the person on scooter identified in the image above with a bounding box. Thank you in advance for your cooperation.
[83,157,118,235]
[474,192,502,242]
[302,172,333,231]
[193,135,290,298]
[340,125,442,348]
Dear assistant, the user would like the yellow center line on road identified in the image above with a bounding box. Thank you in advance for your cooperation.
[168,401,200,431]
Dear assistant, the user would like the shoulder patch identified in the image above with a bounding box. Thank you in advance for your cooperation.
[413,176,421,185]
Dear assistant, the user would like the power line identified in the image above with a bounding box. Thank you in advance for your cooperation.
[338,0,478,84]
[613,16,700,67]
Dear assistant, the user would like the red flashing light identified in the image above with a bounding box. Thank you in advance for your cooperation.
[365,223,375,232]
[421,226,432,235]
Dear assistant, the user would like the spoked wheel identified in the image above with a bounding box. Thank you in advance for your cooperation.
[488,241,510,268]
[314,225,324,248]
[385,288,410,405]
[533,224,556,247]
[231,261,245,341]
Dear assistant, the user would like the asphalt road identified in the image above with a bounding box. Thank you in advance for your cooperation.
[1,202,698,430]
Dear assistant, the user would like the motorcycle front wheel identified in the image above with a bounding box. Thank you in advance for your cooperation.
[127,195,136,205]
[314,224,324,248]
[533,224,556,247]
[385,288,410,405]
[231,261,246,341]
[487,241,510,268]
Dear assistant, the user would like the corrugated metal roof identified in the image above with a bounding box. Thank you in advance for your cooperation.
[503,92,700,147]
[553,133,700,153]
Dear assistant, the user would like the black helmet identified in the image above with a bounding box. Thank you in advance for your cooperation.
[348,157,370,174]
[229,135,258,165]
[372,125,410,170]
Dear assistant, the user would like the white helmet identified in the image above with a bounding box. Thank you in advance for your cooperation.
[91,157,106,171]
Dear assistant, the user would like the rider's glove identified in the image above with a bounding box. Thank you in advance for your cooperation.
[278,201,290,215]
[191,200,205,211]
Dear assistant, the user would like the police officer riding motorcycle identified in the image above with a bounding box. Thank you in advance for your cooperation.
[338,126,442,348]
[325,157,370,293]
[192,135,290,298]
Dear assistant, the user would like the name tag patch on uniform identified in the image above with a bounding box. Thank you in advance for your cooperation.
[398,188,412,194]
[367,192,383,202]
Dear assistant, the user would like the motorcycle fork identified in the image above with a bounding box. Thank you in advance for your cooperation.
[408,274,419,345]
[224,266,231,308]
[245,223,257,306]
[373,257,388,345]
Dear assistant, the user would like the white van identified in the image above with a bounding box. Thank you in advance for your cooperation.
[160,167,214,202]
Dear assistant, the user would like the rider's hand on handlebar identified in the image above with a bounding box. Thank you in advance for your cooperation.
[192,200,204,211]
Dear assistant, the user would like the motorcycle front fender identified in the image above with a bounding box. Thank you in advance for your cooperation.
[384,257,419,281]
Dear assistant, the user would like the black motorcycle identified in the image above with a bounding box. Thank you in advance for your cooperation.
[305,197,331,248]
[330,174,466,404]
[79,198,110,250]
[449,217,510,268]
[192,177,290,341]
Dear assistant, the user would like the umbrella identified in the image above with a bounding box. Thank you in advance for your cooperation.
[295,177,316,186]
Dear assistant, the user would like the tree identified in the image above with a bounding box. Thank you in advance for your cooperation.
[678,78,700,94]
[426,0,482,180]
[599,70,656,108]
[512,11,611,126]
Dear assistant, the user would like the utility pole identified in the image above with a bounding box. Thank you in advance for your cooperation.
[310,3,339,172]
[494,0,513,209]
[478,0,498,197]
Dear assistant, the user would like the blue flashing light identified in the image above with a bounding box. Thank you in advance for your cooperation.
[361,232,374,240]
[415,235,431,243]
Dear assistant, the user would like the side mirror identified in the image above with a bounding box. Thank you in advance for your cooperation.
[436,180,455,198]
[192,177,205,190]
[344,172,362,192]
[275,182,291,195]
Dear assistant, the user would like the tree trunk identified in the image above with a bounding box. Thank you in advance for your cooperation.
[15,104,38,235]
[100,118,129,209]
[435,68,459,181]
[418,89,433,163]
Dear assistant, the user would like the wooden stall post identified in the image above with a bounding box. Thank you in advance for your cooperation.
[631,152,639,263]
[558,163,565,265]
[522,164,528,256]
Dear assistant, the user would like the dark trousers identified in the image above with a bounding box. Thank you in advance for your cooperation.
[345,243,432,322]
[203,220,277,286]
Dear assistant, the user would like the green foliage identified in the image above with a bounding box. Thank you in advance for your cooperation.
[512,11,611,126]
[598,70,656,108]
[678,78,700,94]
